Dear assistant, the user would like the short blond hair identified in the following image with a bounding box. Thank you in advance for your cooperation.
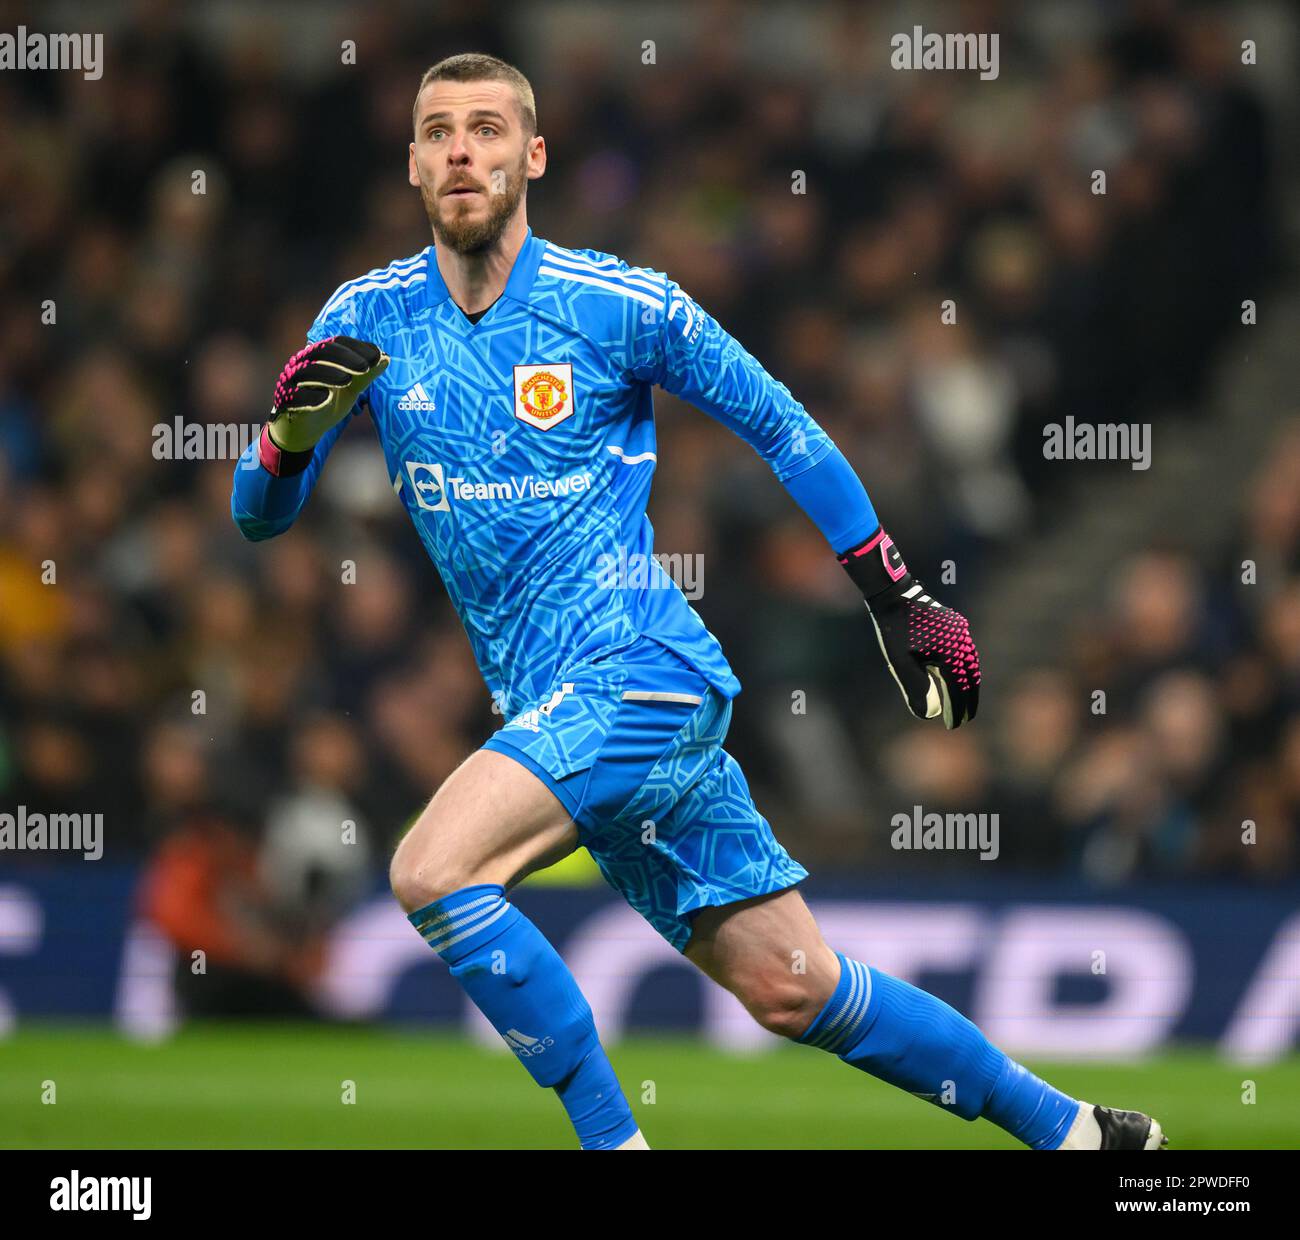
[412,53,537,136]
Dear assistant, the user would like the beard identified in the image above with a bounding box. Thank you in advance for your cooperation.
[420,153,528,255]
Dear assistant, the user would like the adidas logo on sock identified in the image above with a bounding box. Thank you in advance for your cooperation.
[504,1028,555,1059]
[398,382,437,412]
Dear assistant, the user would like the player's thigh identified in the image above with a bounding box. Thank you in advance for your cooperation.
[685,887,840,1012]
[389,748,578,910]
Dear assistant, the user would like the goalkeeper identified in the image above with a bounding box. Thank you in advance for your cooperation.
[232,53,1164,1151]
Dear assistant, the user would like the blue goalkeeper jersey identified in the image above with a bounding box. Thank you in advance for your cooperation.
[232,229,858,719]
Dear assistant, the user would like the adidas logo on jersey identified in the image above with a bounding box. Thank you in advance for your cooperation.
[398,382,436,412]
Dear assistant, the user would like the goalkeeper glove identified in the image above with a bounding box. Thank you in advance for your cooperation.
[258,336,389,476]
[838,526,980,729]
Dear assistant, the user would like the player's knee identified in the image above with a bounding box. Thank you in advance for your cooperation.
[742,975,825,1041]
[389,851,477,913]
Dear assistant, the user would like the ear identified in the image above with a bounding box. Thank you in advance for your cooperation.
[527,135,547,181]
[408,142,420,188]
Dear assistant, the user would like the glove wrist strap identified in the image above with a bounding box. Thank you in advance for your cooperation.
[838,525,911,600]
[258,422,315,477]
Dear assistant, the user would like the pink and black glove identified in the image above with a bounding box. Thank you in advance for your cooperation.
[838,527,980,729]
[258,336,388,476]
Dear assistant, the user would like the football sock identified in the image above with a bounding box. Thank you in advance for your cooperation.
[407,883,640,1150]
[799,952,1080,1149]
[1056,1102,1104,1149]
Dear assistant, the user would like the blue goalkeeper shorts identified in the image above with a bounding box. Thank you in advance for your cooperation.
[481,635,808,953]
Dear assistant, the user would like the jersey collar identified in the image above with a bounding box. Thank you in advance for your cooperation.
[422,227,546,313]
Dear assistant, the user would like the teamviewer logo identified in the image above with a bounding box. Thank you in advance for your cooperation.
[405,460,449,512]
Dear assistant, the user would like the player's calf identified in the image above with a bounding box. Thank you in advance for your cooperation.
[391,748,645,1150]
[687,891,1164,1148]
[798,953,1169,1148]
[405,881,643,1149]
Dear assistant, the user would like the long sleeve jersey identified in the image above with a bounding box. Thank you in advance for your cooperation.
[232,230,878,719]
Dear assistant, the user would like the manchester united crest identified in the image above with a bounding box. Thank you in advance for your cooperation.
[514,362,575,430]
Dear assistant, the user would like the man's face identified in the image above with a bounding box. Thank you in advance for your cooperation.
[409,79,545,255]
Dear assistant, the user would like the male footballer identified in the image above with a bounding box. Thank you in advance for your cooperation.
[231,53,1165,1151]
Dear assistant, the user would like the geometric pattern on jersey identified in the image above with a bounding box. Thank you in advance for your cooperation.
[307,230,835,721]
[482,634,808,952]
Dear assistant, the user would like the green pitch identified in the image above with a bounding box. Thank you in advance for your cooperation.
[3,1024,1297,1149]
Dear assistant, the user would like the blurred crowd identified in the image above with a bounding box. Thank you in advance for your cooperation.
[0,0,1295,1009]
[871,420,1300,882]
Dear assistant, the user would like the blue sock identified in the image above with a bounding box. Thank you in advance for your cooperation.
[800,952,1079,1149]
[408,883,638,1150]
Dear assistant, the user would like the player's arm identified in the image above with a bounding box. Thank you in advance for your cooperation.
[633,279,979,728]
[231,333,388,542]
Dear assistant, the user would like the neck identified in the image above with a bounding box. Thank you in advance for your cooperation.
[434,211,529,315]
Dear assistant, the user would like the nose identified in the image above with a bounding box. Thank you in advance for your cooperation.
[446,127,471,165]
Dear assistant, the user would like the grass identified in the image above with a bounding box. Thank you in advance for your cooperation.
[2,1024,1297,1149]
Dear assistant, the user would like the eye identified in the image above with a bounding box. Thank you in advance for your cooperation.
[477,124,498,137]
